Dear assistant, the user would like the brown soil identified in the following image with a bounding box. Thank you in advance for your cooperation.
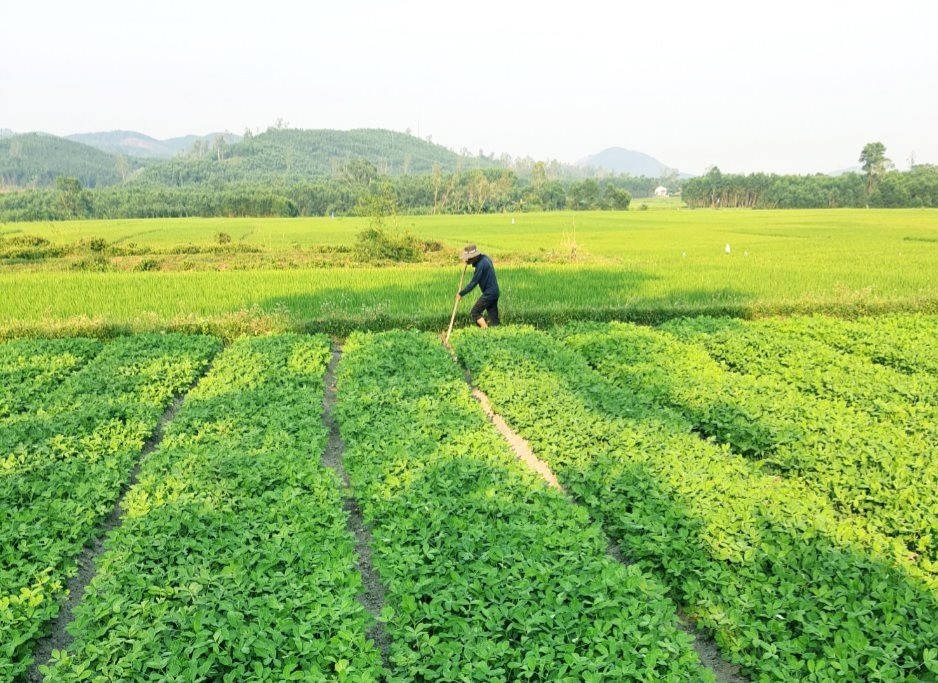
[469,386,563,491]
[321,348,392,668]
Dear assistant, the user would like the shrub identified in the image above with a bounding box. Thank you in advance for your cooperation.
[133,258,161,272]
[353,226,434,263]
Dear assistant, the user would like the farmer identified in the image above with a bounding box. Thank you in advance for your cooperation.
[457,244,500,328]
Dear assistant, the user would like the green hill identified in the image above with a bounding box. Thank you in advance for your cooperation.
[134,128,493,185]
[0,134,144,188]
[66,130,242,159]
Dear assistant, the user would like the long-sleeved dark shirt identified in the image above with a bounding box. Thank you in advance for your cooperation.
[459,254,499,298]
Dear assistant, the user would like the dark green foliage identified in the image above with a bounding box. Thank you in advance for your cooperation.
[46,335,383,681]
[0,337,102,419]
[683,165,938,208]
[452,327,938,681]
[0,334,220,680]
[336,331,710,681]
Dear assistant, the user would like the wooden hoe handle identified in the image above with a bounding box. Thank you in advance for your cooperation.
[444,264,468,346]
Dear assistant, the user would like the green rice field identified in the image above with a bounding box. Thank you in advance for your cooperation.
[1,208,936,336]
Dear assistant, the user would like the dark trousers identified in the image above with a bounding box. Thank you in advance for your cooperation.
[469,295,500,326]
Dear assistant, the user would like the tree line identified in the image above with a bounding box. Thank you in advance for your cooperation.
[683,144,938,208]
[0,165,663,222]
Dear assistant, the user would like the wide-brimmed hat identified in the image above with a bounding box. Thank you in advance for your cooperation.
[461,244,480,262]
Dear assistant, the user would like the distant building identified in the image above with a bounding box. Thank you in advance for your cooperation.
[654,185,669,197]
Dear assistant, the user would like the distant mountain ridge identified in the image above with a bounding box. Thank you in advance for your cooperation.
[0,128,493,189]
[1,127,683,190]
[579,147,674,178]
[66,130,242,159]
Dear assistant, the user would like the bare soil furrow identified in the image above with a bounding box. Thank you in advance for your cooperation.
[463,366,747,683]
[25,363,213,683]
[321,347,391,669]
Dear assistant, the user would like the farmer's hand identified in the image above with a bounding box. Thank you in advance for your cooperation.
[456,293,462,301]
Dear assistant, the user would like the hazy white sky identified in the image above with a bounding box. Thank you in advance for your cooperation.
[2,0,936,174]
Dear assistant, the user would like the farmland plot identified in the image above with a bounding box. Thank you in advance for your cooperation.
[558,322,937,569]
[763,314,938,377]
[0,334,219,680]
[336,331,710,681]
[453,327,938,681]
[0,338,101,419]
[46,335,383,681]
[661,317,938,440]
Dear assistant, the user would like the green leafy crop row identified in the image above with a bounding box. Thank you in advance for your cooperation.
[0,334,220,681]
[45,335,383,682]
[764,314,938,377]
[558,322,937,570]
[452,327,938,682]
[336,331,710,681]
[660,317,938,441]
[0,337,101,419]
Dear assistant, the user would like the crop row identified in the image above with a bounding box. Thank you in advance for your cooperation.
[660,317,938,440]
[558,322,937,569]
[0,338,102,419]
[453,327,938,681]
[1,334,219,681]
[46,335,383,681]
[336,331,710,681]
[764,314,938,377]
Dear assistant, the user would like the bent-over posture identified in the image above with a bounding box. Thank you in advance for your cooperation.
[457,244,500,328]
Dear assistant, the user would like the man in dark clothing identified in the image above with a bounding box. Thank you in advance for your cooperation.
[457,244,500,328]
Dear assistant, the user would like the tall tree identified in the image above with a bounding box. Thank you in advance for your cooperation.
[859,142,891,199]
[213,134,227,162]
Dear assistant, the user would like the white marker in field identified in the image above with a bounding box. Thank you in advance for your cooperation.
[725,243,731,254]
[511,217,515,224]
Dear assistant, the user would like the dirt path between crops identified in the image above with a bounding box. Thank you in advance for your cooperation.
[25,363,213,682]
[321,348,391,670]
[460,363,747,683]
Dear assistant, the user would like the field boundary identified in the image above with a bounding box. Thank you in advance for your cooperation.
[3,297,938,342]
[25,363,213,681]
[461,362,746,683]
[321,348,391,669]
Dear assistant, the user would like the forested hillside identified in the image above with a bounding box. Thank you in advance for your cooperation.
[0,134,144,188]
[134,128,494,185]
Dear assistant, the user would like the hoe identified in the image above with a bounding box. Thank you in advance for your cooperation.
[443,262,468,346]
